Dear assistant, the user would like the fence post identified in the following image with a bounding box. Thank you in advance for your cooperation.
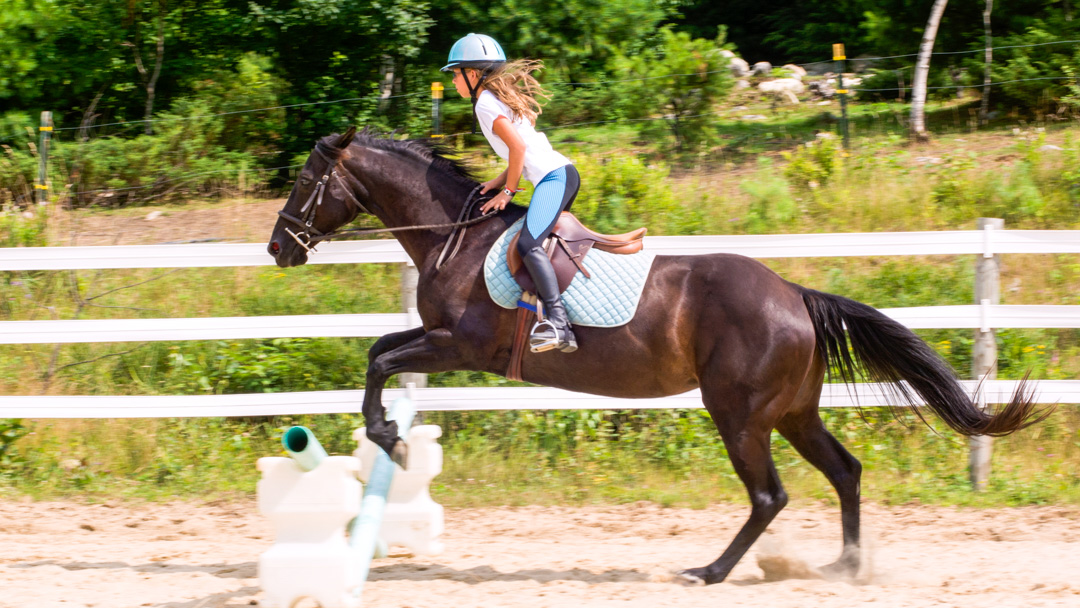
[399,262,427,389]
[431,82,443,139]
[970,217,1002,490]
[36,111,53,205]
[832,44,850,149]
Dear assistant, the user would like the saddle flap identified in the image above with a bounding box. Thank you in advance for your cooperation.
[507,232,579,294]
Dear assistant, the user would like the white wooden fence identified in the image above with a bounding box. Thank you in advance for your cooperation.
[0,223,1078,420]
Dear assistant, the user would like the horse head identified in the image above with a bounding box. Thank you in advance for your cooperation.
[268,126,367,267]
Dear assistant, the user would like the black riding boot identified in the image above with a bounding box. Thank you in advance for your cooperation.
[521,246,578,353]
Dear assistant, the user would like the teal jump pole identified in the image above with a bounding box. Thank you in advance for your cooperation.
[349,396,417,599]
[281,426,328,472]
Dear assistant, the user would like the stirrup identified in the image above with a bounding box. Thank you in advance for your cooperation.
[529,319,577,353]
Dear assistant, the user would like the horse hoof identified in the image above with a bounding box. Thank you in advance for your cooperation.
[389,439,409,469]
[674,570,706,586]
[819,559,858,581]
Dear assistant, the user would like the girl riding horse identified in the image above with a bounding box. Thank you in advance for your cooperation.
[442,33,579,354]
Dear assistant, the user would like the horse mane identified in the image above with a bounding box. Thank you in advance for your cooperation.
[318,127,479,186]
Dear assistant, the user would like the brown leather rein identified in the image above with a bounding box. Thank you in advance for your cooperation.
[276,146,495,269]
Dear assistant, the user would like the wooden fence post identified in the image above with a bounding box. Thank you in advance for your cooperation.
[970,217,1002,490]
[36,111,52,205]
[399,262,427,389]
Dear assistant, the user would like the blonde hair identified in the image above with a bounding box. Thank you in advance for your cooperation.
[479,59,550,126]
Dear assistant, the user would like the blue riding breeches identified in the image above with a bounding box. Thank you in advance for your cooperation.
[515,164,580,257]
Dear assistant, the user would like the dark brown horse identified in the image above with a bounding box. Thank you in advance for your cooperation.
[268,128,1048,585]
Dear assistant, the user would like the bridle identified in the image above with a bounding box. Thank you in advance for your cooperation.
[276,144,496,268]
[275,146,371,254]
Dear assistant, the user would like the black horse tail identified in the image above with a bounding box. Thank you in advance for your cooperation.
[800,287,1052,437]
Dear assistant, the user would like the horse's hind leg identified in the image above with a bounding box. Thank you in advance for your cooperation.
[678,387,790,586]
[775,393,863,579]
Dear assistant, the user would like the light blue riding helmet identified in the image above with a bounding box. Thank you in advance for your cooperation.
[441,33,507,72]
[442,34,508,133]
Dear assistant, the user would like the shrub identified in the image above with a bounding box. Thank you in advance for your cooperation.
[571,154,703,235]
[609,26,734,150]
[782,137,843,191]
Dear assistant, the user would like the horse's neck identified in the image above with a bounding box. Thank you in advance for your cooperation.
[360,163,475,268]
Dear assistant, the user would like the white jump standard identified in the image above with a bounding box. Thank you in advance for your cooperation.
[256,395,443,608]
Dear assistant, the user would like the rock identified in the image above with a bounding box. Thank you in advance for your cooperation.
[816,132,837,140]
[730,57,750,78]
[826,75,862,87]
[1039,144,1064,152]
[809,81,836,99]
[146,211,163,221]
[782,64,807,80]
[915,156,943,165]
[720,50,735,59]
[752,61,773,77]
[759,78,805,96]
[734,79,750,90]
[741,114,768,121]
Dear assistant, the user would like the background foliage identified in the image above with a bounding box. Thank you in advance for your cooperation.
[4,0,1080,181]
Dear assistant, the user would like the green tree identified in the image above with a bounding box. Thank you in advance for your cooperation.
[426,0,677,81]
[610,26,733,150]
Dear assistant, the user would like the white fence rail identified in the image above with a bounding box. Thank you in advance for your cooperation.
[1,225,1078,419]
[1,381,1076,419]
[1,305,1078,345]
[1,228,1079,270]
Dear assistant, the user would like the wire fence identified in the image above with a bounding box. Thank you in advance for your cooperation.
[44,37,1080,135]
[14,36,1078,205]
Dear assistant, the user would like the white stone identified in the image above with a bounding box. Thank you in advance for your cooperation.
[730,57,750,78]
[752,61,773,76]
[782,64,807,80]
[758,78,805,95]
[145,211,163,221]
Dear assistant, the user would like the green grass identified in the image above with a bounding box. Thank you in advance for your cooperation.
[2,103,1080,508]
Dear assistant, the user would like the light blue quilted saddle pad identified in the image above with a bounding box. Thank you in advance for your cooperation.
[483,218,656,328]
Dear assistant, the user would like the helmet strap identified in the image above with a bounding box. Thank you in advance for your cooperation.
[461,67,490,134]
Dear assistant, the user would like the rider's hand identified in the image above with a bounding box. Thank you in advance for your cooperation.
[480,191,513,214]
[480,177,505,194]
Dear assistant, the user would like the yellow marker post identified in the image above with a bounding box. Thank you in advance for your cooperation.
[431,82,444,138]
[832,44,850,149]
[37,112,52,204]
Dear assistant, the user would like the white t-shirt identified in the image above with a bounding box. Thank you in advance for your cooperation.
[474,90,571,186]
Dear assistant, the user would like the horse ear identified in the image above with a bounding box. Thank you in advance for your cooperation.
[335,126,357,149]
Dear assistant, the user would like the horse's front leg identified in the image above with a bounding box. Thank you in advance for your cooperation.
[363,327,464,467]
